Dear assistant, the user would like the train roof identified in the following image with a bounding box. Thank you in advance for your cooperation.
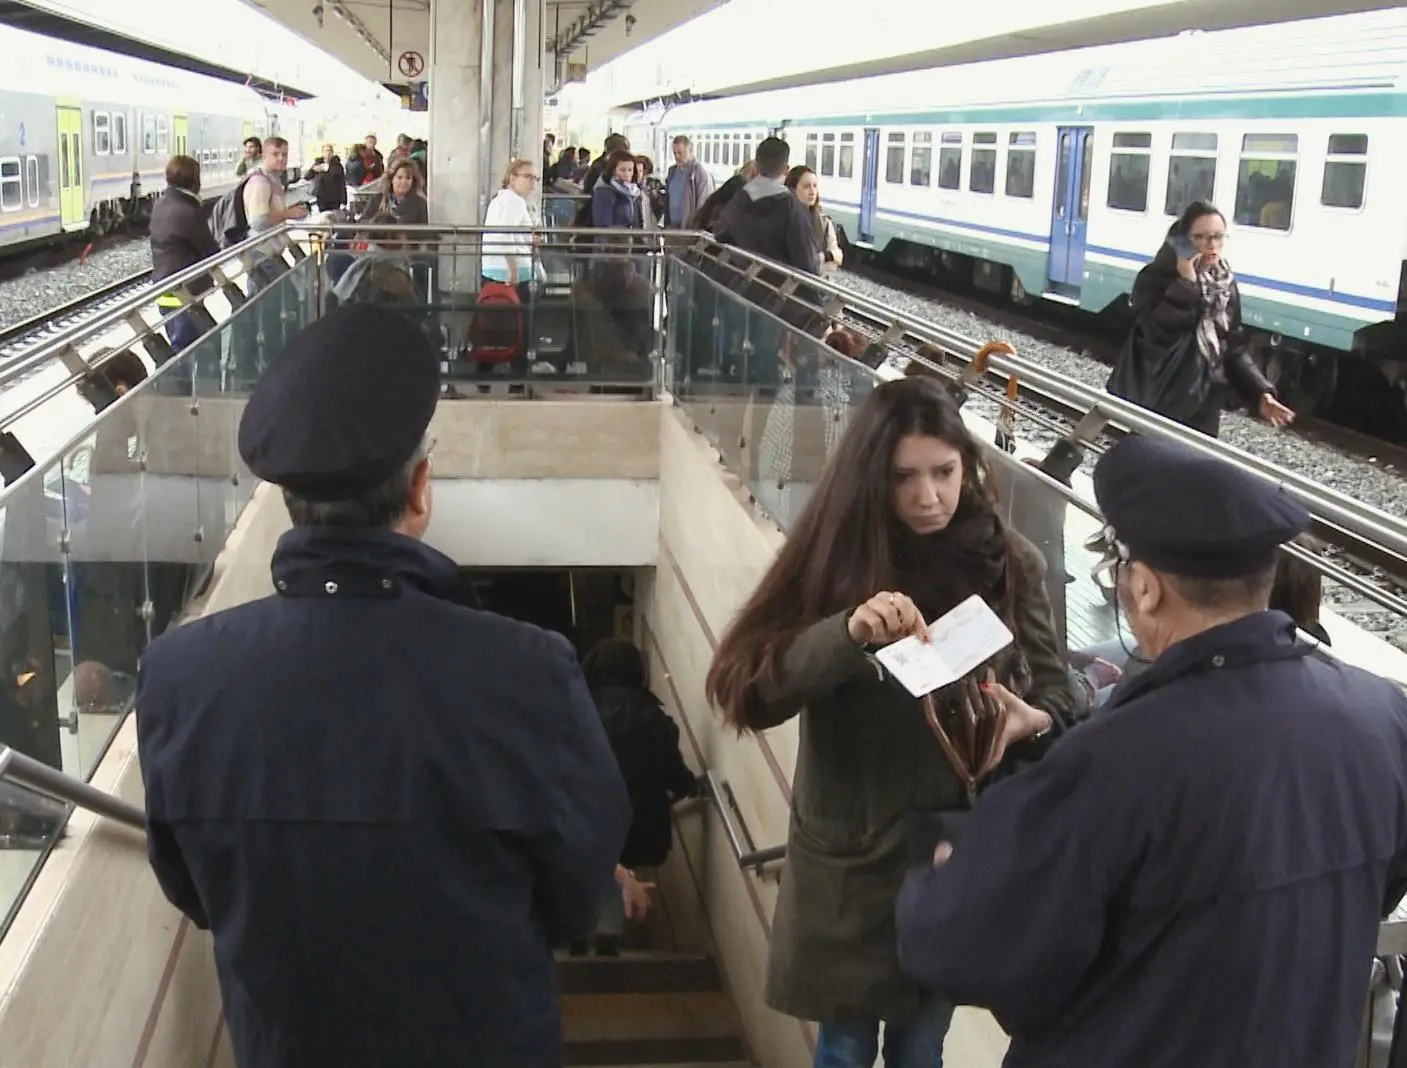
[664,8,1407,128]
[0,21,271,114]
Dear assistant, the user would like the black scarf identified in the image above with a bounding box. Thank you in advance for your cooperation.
[889,502,1010,624]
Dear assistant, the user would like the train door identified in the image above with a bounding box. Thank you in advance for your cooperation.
[1047,126,1094,292]
[173,115,188,157]
[858,127,880,243]
[55,105,84,229]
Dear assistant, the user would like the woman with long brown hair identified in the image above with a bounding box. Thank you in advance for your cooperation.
[705,376,1073,1068]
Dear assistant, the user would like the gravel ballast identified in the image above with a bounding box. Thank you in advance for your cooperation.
[835,269,1407,521]
[0,240,153,334]
[834,269,1407,650]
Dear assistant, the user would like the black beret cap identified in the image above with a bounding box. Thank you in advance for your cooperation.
[238,305,440,500]
[1093,436,1309,580]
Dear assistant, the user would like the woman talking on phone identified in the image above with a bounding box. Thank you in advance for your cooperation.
[704,377,1073,1068]
[1115,200,1295,437]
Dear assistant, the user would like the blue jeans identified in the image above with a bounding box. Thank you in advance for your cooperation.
[814,996,954,1068]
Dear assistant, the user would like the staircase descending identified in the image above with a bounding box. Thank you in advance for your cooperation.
[554,839,751,1068]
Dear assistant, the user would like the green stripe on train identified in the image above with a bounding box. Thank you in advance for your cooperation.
[679,89,1407,131]
[828,206,1364,352]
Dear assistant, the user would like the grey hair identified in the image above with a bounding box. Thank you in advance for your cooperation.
[283,434,431,530]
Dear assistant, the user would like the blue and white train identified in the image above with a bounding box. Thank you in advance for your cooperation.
[0,22,312,250]
[659,10,1407,413]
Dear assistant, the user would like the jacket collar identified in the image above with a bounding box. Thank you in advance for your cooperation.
[1105,610,1313,711]
[270,525,466,603]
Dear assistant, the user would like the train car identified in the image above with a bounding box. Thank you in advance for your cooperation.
[0,22,282,251]
[663,10,1407,414]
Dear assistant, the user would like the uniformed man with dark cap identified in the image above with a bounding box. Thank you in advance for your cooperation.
[894,435,1407,1067]
[136,304,632,1068]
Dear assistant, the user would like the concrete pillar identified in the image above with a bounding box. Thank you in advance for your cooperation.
[488,0,515,178]
[521,0,545,215]
[427,0,485,232]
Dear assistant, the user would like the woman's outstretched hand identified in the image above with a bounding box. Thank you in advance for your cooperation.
[848,591,929,646]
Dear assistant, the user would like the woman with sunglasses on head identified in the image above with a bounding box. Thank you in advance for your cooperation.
[705,376,1073,1068]
[1115,200,1294,438]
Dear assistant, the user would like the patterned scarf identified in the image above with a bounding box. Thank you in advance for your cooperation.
[1195,257,1235,366]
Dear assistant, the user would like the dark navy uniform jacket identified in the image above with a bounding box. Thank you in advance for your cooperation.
[137,526,632,1068]
[897,611,1407,1067]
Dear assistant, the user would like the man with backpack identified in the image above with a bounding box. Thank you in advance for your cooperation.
[211,136,309,381]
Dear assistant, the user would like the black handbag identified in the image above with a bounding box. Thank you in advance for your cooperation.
[1106,325,1213,427]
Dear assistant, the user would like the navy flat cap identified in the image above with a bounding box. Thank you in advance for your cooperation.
[1093,436,1309,579]
[238,305,440,500]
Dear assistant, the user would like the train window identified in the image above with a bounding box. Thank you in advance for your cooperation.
[142,114,156,155]
[25,157,39,207]
[92,113,111,156]
[937,132,962,190]
[1106,131,1152,212]
[731,133,741,167]
[885,132,905,185]
[1164,132,1217,216]
[1005,131,1036,198]
[805,133,819,172]
[60,136,71,188]
[0,158,20,212]
[969,132,997,194]
[821,133,837,178]
[1234,133,1297,231]
[1321,133,1367,210]
[910,132,932,187]
[156,115,170,154]
[112,112,128,155]
[838,133,855,180]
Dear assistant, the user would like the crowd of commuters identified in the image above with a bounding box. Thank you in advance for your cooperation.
[129,127,1407,1068]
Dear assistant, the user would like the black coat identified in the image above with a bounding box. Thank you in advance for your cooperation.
[148,186,220,293]
[592,684,697,867]
[714,179,819,275]
[896,611,1407,1067]
[1129,256,1275,417]
[136,526,631,1068]
[303,157,348,212]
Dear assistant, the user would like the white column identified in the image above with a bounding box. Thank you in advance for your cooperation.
[487,0,515,178]
[428,0,485,230]
[520,0,544,164]
[521,0,545,215]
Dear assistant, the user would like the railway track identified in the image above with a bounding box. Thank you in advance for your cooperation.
[833,261,1407,651]
[0,268,155,370]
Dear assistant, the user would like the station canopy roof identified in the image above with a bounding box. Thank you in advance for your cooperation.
[238,0,728,95]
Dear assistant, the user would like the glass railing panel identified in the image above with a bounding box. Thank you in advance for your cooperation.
[53,403,148,783]
[0,475,67,779]
[0,776,67,940]
[318,232,660,393]
[224,254,318,391]
[761,332,880,531]
[984,448,1121,668]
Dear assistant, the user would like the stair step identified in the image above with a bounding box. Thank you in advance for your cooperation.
[556,952,723,995]
[562,1035,749,1065]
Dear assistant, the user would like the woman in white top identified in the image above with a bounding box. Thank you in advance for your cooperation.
[482,157,540,301]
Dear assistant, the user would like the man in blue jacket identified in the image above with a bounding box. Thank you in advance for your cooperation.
[136,304,631,1067]
[896,436,1407,1067]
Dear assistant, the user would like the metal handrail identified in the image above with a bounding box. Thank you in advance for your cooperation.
[5,219,1406,580]
[0,225,296,394]
[702,769,786,874]
[0,746,145,830]
[671,237,1407,583]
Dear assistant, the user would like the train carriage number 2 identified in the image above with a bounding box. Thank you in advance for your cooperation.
[18,123,25,148]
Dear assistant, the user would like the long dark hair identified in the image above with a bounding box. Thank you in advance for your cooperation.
[705,377,997,732]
